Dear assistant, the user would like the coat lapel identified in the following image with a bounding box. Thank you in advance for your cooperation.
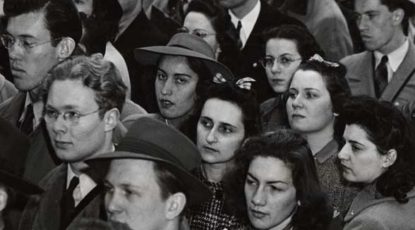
[381,42,415,101]
[347,52,377,97]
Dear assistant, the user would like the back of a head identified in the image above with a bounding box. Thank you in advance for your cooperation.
[4,0,82,44]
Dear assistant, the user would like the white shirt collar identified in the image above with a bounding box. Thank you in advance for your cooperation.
[228,0,261,47]
[67,164,97,206]
[374,39,409,73]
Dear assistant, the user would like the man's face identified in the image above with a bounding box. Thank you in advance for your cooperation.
[6,11,60,91]
[105,159,171,230]
[218,0,250,10]
[354,0,399,53]
[45,79,107,163]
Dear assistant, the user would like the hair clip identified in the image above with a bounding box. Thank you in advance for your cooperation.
[213,73,227,84]
[309,54,339,67]
[236,77,256,90]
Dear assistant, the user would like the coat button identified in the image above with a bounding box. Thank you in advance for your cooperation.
[394,102,400,106]
[252,62,258,68]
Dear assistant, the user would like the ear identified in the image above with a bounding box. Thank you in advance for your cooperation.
[382,149,397,168]
[56,37,76,60]
[0,186,8,213]
[165,192,186,220]
[392,8,404,26]
[104,108,120,132]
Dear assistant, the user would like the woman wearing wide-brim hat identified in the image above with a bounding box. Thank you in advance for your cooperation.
[133,32,234,134]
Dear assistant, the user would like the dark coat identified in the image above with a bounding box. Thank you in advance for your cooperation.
[18,164,105,230]
[225,1,305,103]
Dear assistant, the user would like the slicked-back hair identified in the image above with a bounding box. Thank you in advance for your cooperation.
[4,0,82,45]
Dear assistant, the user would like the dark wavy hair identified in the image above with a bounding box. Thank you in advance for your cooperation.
[380,0,414,35]
[41,54,127,118]
[262,24,325,60]
[293,59,351,141]
[4,0,82,45]
[338,95,415,203]
[223,129,332,230]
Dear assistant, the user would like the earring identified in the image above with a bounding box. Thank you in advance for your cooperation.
[297,200,301,206]
[333,112,339,117]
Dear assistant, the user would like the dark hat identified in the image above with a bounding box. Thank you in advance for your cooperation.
[134,32,234,81]
[87,117,210,205]
[0,117,43,194]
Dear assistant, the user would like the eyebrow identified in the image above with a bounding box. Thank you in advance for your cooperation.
[157,67,193,79]
[247,172,288,185]
[201,115,238,129]
[45,104,79,111]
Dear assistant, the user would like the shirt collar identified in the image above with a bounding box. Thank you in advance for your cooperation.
[314,139,338,164]
[19,93,43,129]
[67,164,97,201]
[228,0,261,41]
[374,39,409,72]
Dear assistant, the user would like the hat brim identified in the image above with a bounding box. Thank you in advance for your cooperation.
[134,47,234,81]
[0,171,43,195]
[86,151,211,206]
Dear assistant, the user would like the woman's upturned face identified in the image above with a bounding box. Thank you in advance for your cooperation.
[245,156,297,230]
[183,12,219,55]
[264,38,302,94]
[197,98,245,165]
[155,55,198,119]
[338,124,389,184]
[286,70,335,135]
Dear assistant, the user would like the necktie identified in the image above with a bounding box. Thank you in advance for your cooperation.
[19,104,34,135]
[236,20,243,50]
[61,177,79,229]
[374,55,388,98]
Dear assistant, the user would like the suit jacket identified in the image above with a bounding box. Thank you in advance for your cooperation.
[344,185,415,230]
[0,92,146,185]
[18,164,105,230]
[341,42,415,121]
[225,1,305,103]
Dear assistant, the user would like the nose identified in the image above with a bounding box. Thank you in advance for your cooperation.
[270,60,281,73]
[105,190,123,216]
[338,143,350,161]
[205,128,218,144]
[291,94,303,109]
[251,187,266,206]
[160,78,173,96]
[7,41,24,60]
[356,15,367,32]
[50,114,68,134]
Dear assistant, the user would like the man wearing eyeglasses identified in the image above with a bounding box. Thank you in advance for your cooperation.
[0,0,83,185]
[19,54,127,230]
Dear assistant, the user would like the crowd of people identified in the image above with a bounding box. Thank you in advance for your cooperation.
[0,0,415,229]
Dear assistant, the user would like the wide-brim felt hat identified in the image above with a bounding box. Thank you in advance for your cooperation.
[0,117,43,194]
[87,117,211,206]
[134,32,234,81]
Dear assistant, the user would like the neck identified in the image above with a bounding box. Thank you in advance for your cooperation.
[201,161,233,183]
[378,31,406,54]
[69,138,114,174]
[303,125,334,155]
[164,113,191,129]
[0,215,4,230]
[231,0,258,19]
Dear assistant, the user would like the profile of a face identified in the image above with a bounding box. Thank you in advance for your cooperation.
[155,55,199,119]
[245,156,297,230]
[338,124,391,184]
[197,98,245,165]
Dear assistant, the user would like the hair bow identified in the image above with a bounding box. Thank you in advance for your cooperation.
[236,77,256,90]
[309,54,339,67]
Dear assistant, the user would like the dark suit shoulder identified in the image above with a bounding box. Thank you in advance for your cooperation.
[38,164,67,190]
[341,51,369,66]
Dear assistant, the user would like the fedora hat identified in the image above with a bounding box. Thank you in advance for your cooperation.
[134,32,234,81]
[0,118,43,194]
[87,117,210,206]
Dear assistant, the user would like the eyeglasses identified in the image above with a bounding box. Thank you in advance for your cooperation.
[177,27,216,39]
[259,55,302,69]
[0,34,61,52]
[44,107,101,126]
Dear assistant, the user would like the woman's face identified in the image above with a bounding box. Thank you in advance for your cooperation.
[338,124,389,184]
[286,70,335,135]
[197,98,245,165]
[245,156,297,230]
[183,12,219,55]
[155,55,198,119]
[264,38,302,94]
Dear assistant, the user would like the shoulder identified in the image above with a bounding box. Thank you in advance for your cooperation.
[38,164,67,190]
[340,52,369,66]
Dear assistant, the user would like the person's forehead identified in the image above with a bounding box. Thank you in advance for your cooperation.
[355,0,388,13]
[6,10,51,39]
[47,79,99,109]
[107,158,159,186]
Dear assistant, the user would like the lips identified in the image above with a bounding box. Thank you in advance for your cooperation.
[249,208,267,219]
[159,99,174,109]
[291,113,305,119]
[54,140,72,149]
[202,145,218,154]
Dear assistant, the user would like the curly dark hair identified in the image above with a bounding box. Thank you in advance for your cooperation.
[223,129,332,230]
[262,24,325,60]
[339,95,415,203]
[41,54,127,118]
